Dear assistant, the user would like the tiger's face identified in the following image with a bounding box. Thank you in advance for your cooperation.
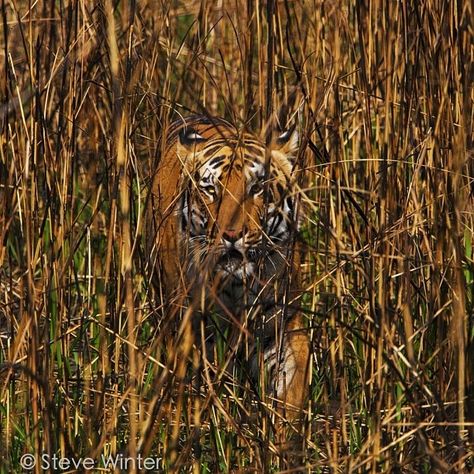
[177,125,300,283]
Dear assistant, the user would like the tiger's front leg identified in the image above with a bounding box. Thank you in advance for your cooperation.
[274,313,310,419]
[268,313,310,471]
[268,313,311,472]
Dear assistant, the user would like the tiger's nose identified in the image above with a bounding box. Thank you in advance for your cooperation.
[222,229,242,244]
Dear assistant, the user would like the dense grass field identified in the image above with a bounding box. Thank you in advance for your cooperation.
[0,0,473,472]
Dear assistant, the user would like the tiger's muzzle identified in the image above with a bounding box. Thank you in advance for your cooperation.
[214,231,260,279]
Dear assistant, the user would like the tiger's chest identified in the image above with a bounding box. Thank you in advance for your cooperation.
[199,258,292,340]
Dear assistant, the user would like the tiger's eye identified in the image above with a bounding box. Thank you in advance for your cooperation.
[202,185,215,196]
[249,182,263,195]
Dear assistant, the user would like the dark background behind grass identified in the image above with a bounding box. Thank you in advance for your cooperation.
[0,0,473,472]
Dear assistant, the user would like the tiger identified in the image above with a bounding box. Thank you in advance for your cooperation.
[145,114,310,424]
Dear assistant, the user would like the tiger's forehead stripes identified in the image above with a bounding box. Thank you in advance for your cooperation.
[198,135,266,159]
[197,154,265,183]
[192,137,267,184]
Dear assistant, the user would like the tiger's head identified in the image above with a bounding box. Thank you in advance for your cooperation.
[176,119,301,283]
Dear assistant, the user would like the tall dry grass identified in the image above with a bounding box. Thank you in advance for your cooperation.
[0,0,473,472]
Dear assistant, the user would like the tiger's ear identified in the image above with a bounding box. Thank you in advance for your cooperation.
[177,126,207,159]
[179,127,207,146]
[269,123,299,161]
